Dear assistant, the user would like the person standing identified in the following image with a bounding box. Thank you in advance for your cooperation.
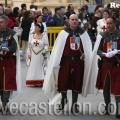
[97,10,109,34]
[53,7,65,26]
[95,17,120,118]
[42,7,54,27]
[0,14,21,113]
[65,4,76,19]
[43,14,93,113]
[26,23,49,86]
[21,10,32,60]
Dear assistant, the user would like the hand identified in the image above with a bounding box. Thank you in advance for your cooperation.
[118,50,120,54]
[112,49,118,55]
[80,53,85,60]
[28,55,31,60]
[102,49,118,58]
[2,47,9,52]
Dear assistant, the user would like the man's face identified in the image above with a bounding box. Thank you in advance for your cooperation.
[56,10,61,15]
[106,18,115,32]
[61,8,65,15]
[0,18,7,31]
[43,9,48,15]
[69,15,79,29]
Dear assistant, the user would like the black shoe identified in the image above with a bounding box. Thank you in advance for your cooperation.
[58,98,67,110]
[103,109,109,115]
[116,108,120,119]
[0,107,9,114]
[103,106,111,115]
[116,113,120,119]
[71,103,79,114]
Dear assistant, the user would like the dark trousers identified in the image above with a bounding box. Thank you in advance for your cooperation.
[0,90,10,106]
[103,73,120,108]
[61,90,78,105]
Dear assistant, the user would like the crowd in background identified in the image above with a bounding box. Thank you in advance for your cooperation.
[0,3,120,48]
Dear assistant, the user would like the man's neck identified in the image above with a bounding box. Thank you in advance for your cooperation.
[70,26,77,30]
[108,29,116,34]
[0,28,6,32]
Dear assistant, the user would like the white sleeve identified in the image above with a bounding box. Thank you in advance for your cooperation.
[97,20,102,34]
[27,35,32,55]
[43,22,47,33]
[30,22,35,34]
[43,34,49,51]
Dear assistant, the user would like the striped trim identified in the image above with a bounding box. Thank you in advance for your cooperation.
[26,80,44,86]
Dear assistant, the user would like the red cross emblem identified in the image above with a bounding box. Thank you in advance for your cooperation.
[34,41,39,46]
[102,26,107,32]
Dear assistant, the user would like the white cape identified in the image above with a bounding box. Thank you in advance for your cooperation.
[9,34,21,99]
[89,34,102,95]
[42,30,94,97]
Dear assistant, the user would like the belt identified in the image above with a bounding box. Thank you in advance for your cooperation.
[102,60,119,66]
[0,56,13,60]
[62,56,80,60]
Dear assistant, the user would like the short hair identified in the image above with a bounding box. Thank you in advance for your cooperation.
[55,7,60,13]
[30,5,34,9]
[0,4,3,7]
[103,9,109,15]
[107,17,116,23]
[83,5,88,10]
[34,5,38,10]
[42,7,48,13]
[21,3,26,9]
[0,14,8,22]
[60,6,65,9]
[35,23,44,33]
[81,7,86,12]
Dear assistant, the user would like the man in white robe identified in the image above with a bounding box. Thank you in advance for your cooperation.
[43,14,93,112]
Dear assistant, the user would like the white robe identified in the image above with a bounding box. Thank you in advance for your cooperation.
[26,34,49,85]
[42,30,94,97]
[88,34,102,95]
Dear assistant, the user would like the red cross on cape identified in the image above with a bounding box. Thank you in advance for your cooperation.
[102,26,107,32]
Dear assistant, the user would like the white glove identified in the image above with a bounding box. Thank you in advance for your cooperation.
[111,49,118,55]
[118,50,120,54]
[44,45,48,50]
[2,47,9,51]
[103,49,118,58]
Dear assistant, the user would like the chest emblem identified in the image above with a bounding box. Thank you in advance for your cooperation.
[70,36,80,50]
[107,42,117,52]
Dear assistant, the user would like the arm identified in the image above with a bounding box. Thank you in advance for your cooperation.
[97,38,118,58]
[97,38,105,57]
[27,35,32,59]
[8,37,17,53]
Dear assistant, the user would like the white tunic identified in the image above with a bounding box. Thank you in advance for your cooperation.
[26,34,48,86]
[97,19,107,34]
